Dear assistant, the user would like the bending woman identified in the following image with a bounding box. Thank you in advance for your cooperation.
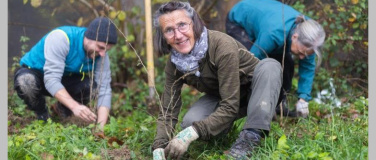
[226,0,326,118]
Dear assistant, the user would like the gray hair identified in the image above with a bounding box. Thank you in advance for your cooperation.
[294,15,326,67]
[153,1,205,56]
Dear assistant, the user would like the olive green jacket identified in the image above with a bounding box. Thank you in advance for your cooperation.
[153,30,260,149]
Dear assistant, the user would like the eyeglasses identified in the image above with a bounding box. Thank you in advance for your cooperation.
[163,21,192,39]
[298,47,308,58]
[295,40,312,59]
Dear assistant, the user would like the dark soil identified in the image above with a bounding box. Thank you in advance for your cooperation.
[8,110,35,134]
[101,145,131,160]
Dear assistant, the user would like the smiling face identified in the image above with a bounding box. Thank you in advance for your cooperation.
[83,37,113,59]
[290,33,314,59]
[159,10,195,54]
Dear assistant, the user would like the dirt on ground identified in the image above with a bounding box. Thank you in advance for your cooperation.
[8,110,35,134]
[101,145,131,160]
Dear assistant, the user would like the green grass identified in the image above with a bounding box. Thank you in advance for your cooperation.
[8,82,368,160]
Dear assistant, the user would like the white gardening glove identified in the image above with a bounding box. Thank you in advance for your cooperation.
[164,126,199,159]
[153,148,166,160]
[296,99,309,118]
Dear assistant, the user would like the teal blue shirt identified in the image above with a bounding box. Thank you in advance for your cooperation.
[228,0,316,101]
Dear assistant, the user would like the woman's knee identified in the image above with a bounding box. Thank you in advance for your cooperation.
[181,95,220,129]
[255,58,283,78]
[181,108,206,129]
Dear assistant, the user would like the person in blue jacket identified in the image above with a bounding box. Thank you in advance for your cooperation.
[13,17,117,131]
[226,0,326,118]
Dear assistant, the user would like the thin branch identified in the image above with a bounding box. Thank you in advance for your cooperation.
[112,82,128,88]
[96,0,115,11]
[348,80,367,93]
[279,0,287,123]
[79,0,99,17]
[345,77,368,84]
[111,18,164,115]
[200,0,219,17]
[194,1,205,14]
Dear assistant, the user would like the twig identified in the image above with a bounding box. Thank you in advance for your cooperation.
[79,0,99,17]
[194,1,205,15]
[111,18,164,116]
[354,82,367,93]
[344,77,368,93]
[96,0,115,11]
[345,77,368,84]
[112,82,128,88]
[200,0,218,16]
[278,0,287,123]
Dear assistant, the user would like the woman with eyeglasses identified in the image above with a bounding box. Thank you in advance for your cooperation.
[226,0,326,119]
[151,1,283,159]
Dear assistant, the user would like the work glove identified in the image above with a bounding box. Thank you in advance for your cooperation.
[164,126,199,159]
[153,148,166,160]
[296,99,309,118]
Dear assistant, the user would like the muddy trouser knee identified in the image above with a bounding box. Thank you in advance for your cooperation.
[225,13,253,50]
[181,95,220,129]
[14,67,95,116]
[14,67,50,115]
[243,58,283,132]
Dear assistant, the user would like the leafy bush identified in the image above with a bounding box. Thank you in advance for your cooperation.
[8,1,368,160]
[292,0,368,99]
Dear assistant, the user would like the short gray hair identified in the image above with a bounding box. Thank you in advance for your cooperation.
[294,15,326,67]
[153,1,205,56]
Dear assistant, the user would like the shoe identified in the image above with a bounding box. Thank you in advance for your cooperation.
[36,110,50,122]
[51,102,72,118]
[228,129,262,159]
[275,98,296,117]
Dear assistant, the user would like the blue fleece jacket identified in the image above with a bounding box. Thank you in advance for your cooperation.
[228,0,316,101]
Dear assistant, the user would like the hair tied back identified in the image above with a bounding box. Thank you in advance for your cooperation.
[295,15,306,24]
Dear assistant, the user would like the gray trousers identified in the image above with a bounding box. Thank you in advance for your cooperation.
[181,58,282,132]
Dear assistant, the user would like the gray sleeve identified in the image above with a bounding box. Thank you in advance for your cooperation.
[94,53,112,109]
[43,30,70,96]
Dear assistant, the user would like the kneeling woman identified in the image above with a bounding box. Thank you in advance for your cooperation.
[152,2,282,159]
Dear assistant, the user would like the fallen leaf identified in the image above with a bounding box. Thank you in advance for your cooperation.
[108,137,124,147]
[316,111,321,117]
[94,131,106,139]
[329,135,337,141]
[348,17,356,23]
[41,152,54,160]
